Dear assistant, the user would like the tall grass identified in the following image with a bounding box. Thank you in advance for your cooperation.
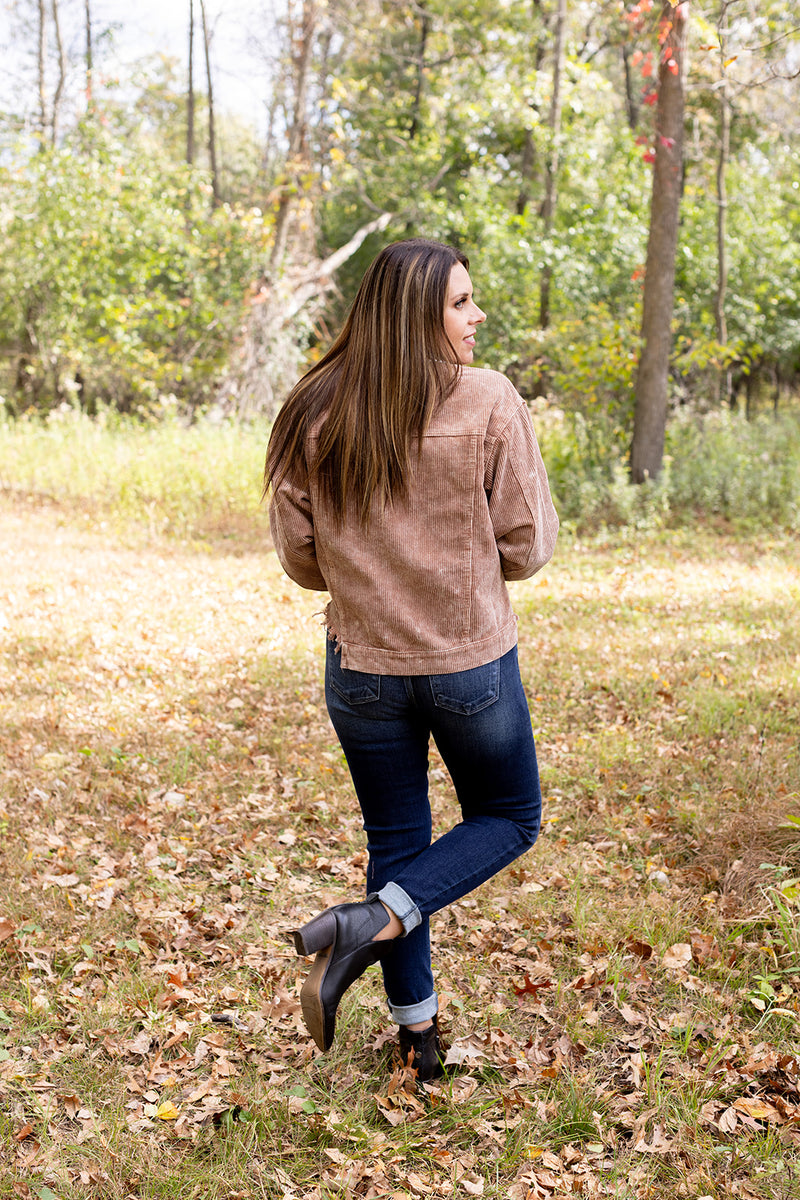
[0,403,270,541]
[537,404,800,533]
[1,400,798,539]
[665,407,800,528]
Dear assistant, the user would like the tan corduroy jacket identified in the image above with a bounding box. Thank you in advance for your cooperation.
[269,366,559,675]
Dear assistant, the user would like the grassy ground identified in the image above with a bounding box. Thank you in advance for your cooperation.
[1,493,799,1200]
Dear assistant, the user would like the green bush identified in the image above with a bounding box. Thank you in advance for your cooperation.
[664,407,800,528]
[0,125,267,413]
[534,404,800,533]
[533,304,640,422]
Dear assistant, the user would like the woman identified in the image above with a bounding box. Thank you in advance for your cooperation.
[266,238,558,1080]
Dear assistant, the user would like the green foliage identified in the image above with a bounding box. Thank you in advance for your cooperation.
[664,408,800,527]
[322,5,650,342]
[0,123,267,412]
[317,0,800,425]
[678,138,800,376]
[535,303,641,420]
[535,407,667,532]
[1,0,799,434]
[534,404,800,533]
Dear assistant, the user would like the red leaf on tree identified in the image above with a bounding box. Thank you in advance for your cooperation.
[635,134,649,145]
[659,135,675,148]
[643,150,656,163]
[667,58,679,74]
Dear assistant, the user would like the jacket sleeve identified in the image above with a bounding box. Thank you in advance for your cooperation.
[268,471,329,591]
[485,396,559,581]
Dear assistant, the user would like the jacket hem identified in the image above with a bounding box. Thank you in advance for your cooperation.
[333,617,519,676]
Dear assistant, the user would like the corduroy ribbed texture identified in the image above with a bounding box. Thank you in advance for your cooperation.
[269,366,559,675]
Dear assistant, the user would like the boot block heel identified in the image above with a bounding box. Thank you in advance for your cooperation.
[293,909,337,956]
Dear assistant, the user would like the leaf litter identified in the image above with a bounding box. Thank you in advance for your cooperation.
[1,503,800,1198]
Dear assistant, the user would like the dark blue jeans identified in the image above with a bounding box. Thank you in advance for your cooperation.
[324,641,542,1025]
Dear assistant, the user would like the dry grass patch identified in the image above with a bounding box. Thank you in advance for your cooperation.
[1,502,800,1200]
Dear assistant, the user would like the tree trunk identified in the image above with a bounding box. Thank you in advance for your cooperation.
[715,80,730,404]
[516,129,536,216]
[622,42,640,130]
[402,2,431,232]
[224,212,392,417]
[538,0,567,329]
[187,0,195,164]
[200,0,219,205]
[408,2,430,141]
[314,16,334,175]
[714,4,731,405]
[629,1,689,484]
[516,11,548,218]
[85,0,93,109]
[50,0,66,145]
[37,0,47,148]
[269,0,317,274]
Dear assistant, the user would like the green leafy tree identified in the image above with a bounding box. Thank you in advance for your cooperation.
[0,123,267,411]
[320,1,649,364]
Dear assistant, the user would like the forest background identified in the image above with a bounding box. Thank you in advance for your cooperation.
[0,0,799,530]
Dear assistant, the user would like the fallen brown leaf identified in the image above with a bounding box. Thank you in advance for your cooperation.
[662,942,692,970]
[733,1096,783,1123]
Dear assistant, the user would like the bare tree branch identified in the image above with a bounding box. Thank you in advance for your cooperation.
[742,25,800,55]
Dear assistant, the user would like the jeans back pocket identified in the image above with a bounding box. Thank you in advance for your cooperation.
[429,658,501,715]
[327,648,381,706]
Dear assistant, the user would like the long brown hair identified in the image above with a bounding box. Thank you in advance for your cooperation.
[265,238,469,525]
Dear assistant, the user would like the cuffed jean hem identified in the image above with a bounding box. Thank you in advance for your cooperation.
[373,882,421,936]
[388,991,439,1026]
